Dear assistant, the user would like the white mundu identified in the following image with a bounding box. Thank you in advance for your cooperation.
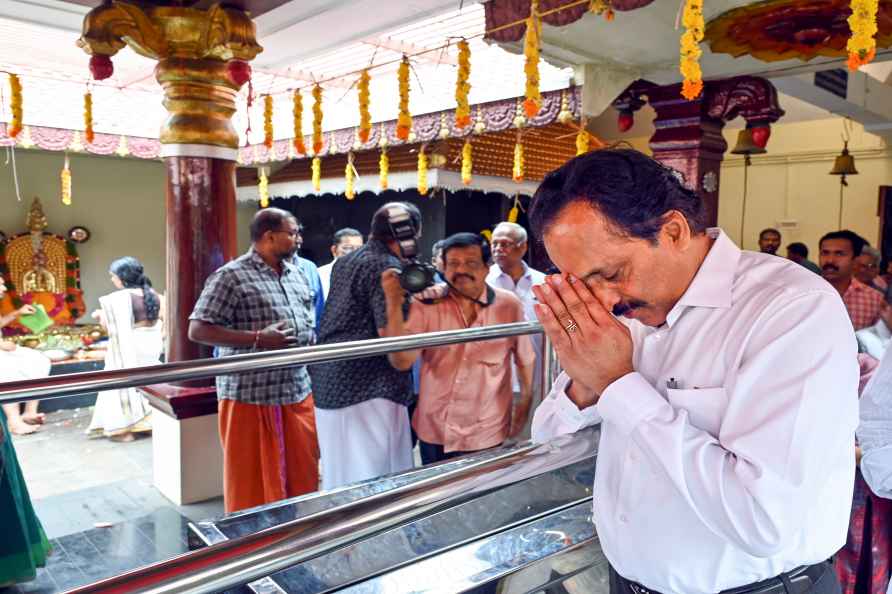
[0,346,51,383]
[533,229,859,594]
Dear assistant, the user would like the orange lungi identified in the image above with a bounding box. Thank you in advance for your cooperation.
[218,396,320,513]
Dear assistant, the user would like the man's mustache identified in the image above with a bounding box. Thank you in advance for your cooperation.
[612,300,647,316]
[822,264,839,272]
[451,273,475,283]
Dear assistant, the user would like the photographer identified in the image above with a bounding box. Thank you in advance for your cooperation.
[382,233,535,464]
[311,202,421,490]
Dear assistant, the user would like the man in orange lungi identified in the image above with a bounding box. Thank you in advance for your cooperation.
[189,208,319,512]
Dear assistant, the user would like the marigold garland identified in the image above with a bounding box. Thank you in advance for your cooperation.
[397,57,412,141]
[576,128,589,156]
[258,168,269,207]
[513,140,524,183]
[8,74,22,138]
[847,0,879,70]
[84,92,94,144]
[679,0,704,101]
[345,152,356,200]
[311,157,321,192]
[523,0,542,118]
[263,95,274,148]
[312,84,324,154]
[357,70,372,143]
[379,148,389,190]
[455,40,472,128]
[461,139,473,186]
[508,198,520,223]
[417,146,429,195]
[292,91,306,155]
[60,155,72,206]
[589,0,614,21]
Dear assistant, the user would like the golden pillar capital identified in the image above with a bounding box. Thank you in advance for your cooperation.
[77,1,262,150]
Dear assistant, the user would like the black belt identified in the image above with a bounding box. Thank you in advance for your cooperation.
[617,562,830,594]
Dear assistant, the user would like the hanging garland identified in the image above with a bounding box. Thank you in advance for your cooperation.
[508,196,520,223]
[680,0,704,101]
[8,74,22,139]
[311,157,321,192]
[576,128,589,156]
[589,0,615,21]
[513,137,525,183]
[345,152,356,200]
[417,145,429,195]
[258,167,269,207]
[461,139,473,185]
[60,155,72,206]
[84,92,94,144]
[847,0,879,70]
[379,147,389,190]
[397,57,412,141]
[263,95,274,148]
[312,84,324,154]
[523,0,542,118]
[358,70,372,143]
[293,91,306,155]
[455,40,472,128]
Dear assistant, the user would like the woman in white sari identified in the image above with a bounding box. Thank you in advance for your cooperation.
[87,257,164,442]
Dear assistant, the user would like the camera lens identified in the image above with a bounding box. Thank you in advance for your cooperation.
[399,262,435,293]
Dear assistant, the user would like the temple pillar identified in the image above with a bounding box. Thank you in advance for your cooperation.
[613,77,785,226]
[78,3,261,504]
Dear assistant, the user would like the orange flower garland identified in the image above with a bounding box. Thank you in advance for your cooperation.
[258,167,269,207]
[417,145,429,195]
[312,84,323,154]
[513,139,524,183]
[379,148,389,190]
[293,91,306,155]
[508,197,520,223]
[311,157,321,192]
[60,155,72,206]
[345,152,356,200]
[397,57,412,141]
[358,70,372,143]
[576,128,588,156]
[523,0,542,118]
[263,94,273,148]
[455,40,472,128]
[84,92,94,144]
[461,139,472,186]
[680,0,704,100]
[847,0,879,70]
[8,74,22,138]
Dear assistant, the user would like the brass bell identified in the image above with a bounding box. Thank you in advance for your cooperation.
[731,128,767,157]
[830,141,858,186]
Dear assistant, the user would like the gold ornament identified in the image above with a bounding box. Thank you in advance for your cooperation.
[8,74,22,138]
[379,147,389,190]
[397,57,412,141]
[312,84,324,154]
[455,40,472,128]
[461,139,473,186]
[60,155,72,206]
[258,167,269,207]
[293,91,306,155]
[680,0,704,100]
[345,152,356,200]
[311,156,321,192]
[358,69,371,143]
[848,0,879,70]
[263,94,273,148]
[523,0,541,118]
[417,146,429,195]
[84,92,94,144]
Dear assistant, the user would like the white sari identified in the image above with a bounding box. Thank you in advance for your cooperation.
[87,289,162,438]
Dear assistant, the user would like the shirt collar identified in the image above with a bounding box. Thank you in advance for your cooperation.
[846,278,871,296]
[492,261,532,281]
[248,247,294,275]
[665,228,739,327]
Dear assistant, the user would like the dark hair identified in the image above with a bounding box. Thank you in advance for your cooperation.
[528,149,706,242]
[332,227,362,246]
[787,242,809,258]
[819,230,867,258]
[250,208,297,242]
[759,228,781,240]
[109,257,159,322]
[432,240,446,255]
[370,202,422,240]
[440,232,491,265]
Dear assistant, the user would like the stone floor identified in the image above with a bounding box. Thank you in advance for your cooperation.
[3,406,227,594]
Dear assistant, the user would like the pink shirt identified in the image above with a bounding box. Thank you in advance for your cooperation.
[843,278,883,330]
[407,287,535,452]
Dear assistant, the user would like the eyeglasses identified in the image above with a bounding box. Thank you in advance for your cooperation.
[491,240,518,249]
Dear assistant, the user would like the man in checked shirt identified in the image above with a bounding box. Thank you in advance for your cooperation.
[189,208,319,513]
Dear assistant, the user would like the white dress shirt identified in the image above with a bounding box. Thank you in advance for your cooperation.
[487,262,546,392]
[318,260,335,300]
[858,348,892,500]
[856,318,892,361]
[532,228,859,594]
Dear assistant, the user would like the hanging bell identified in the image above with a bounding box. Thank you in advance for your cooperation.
[730,128,767,157]
[829,141,858,186]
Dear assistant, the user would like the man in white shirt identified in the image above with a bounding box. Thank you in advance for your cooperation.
[857,285,892,361]
[528,149,857,594]
[317,228,363,299]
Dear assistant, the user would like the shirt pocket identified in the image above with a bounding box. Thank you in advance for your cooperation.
[665,386,728,438]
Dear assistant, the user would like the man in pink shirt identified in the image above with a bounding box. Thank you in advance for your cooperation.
[820,230,882,330]
[382,232,536,464]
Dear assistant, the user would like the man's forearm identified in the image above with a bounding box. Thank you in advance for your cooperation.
[380,300,420,370]
[189,321,255,348]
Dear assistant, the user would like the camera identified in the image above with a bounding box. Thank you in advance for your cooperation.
[386,206,437,293]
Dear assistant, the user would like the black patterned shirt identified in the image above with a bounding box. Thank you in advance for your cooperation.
[310,239,412,409]
[190,249,315,405]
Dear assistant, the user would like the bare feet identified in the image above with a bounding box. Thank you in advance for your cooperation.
[21,412,45,426]
[7,420,40,435]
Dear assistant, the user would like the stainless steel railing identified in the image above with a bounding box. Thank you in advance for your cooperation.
[0,321,544,404]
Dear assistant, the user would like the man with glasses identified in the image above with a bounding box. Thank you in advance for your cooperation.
[189,208,319,512]
[317,228,363,300]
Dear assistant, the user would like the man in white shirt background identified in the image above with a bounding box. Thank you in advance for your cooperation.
[528,149,858,594]
[317,227,363,299]
[857,285,892,361]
